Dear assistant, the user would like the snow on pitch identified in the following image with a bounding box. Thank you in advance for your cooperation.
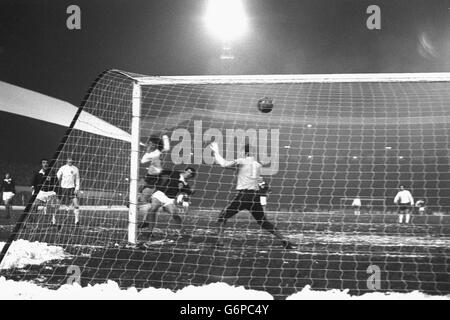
[0,240,448,299]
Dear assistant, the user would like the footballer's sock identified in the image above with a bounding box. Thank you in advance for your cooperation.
[74,208,80,224]
[52,215,56,225]
[405,214,411,224]
[398,214,403,224]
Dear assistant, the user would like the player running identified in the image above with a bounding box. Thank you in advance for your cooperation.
[139,167,196,237]
[56,157,81,226]
[31,159,59,218]
[209,142,294,249]
[394,185,414,224]
[139,132,170,203]
[1,173,16,219]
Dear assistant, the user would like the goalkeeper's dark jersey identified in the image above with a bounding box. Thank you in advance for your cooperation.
[156,170,191,199]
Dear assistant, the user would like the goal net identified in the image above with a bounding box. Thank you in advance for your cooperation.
[1,70,449,298]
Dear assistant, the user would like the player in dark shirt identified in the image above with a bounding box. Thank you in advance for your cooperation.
[139,167,196,238]
[30,159,59,217]
[1,173,16,219]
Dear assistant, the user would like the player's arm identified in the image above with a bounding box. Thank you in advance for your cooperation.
[209,142,239,167]
[161,134,170,152]
[75,168,80,193]
[409,192,414,206]
[31,173,39,193]
[393,192,399,204]
[56,167,63,182]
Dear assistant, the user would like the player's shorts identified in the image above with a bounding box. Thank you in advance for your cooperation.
[397,204,410,213]
[36,190,57,203]
[2,192,15,202]
[151,190,175,207]
[144,173,159,187]
[218,190,265,223]
[59,187,77,204]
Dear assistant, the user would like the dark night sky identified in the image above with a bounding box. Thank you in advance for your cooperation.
[1,0,450,165]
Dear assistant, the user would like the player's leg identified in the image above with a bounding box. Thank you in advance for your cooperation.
[72,195,80,225]
[6,197,12,218]
[398,206,404,224]
[4,193,13,218]
[142,194,164,235]
[139,186,155,227]
[249,193,294,249]
[164,203,183,232]
[47,192,60,226]
[405,207,411,224]
[216,193,243,246]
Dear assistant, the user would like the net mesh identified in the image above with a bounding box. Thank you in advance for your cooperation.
[1,70,449,298]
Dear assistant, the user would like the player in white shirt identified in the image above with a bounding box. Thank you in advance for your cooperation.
[56,157,80,226]
[139,133,170,203]
[394,185,414,224]
[209,142,294,249]
[352,196,362,215]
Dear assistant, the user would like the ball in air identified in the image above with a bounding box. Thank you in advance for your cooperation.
[257,97,274,113]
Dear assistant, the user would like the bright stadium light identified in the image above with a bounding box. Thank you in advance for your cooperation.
[204,0,248,43]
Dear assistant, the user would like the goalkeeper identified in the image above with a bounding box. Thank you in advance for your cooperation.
[139,167,196,237]
[209,142,294,249]
[139,131,170,203]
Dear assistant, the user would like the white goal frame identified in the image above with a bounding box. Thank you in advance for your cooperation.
[126,71,450,243]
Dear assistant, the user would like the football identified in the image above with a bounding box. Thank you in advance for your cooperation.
[257,97,274,113]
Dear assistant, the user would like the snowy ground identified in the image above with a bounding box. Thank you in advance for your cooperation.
[0,240,448,300]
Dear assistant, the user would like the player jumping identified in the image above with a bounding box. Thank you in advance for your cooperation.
[209,142,294,249]
[139,132,170,203]
[139,167,196,238]
[394,185,414,224]
[56,157,81,226]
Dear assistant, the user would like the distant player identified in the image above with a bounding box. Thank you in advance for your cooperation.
[140,167,196,237]
[139,132,170,203]
[1,173,16,219]
[31,159,58,217]
[209,142,294,249]
[415,199,425,215]
[352,196,361,215]
[56,157,81,226]
[394,185,414,224]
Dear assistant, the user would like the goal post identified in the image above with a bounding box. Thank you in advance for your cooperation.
[128,82,141,244]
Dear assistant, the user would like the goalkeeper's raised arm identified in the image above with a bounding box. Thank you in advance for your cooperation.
[209,142,238,168]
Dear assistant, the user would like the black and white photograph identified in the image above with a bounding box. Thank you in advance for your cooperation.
[0,0,449,305]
